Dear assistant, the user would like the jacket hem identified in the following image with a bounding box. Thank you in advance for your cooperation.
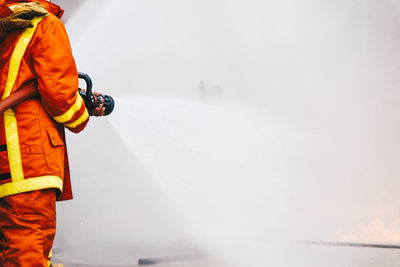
[0,175,63,198]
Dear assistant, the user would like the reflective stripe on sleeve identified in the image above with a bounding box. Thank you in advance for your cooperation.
[52,92,85,124]
[64,108,89,129]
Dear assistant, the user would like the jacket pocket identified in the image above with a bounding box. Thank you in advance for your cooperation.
[47,127,64,147]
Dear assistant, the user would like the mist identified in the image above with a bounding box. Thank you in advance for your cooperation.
[52,0,400,266]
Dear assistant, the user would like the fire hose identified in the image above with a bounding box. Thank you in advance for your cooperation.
[0,84,36,114]
[0,72,114,115]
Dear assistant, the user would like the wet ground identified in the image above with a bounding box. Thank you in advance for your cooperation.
[53,242,400,267]
[53,260,224,267]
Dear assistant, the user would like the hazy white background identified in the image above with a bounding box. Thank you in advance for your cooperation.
[52,0,400,266]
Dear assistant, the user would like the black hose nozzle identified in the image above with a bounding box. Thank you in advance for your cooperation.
[78,72,114,116]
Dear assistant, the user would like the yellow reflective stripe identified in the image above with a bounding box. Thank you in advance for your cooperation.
[2,16,46,100]
[53,93,84,124]
[3,16,46,183]
[48,250,53,267]
[64,108,89,129]
[0,175,63,198]
[4,109,23,181]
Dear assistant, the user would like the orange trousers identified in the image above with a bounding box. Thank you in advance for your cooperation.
[0,189,56,267]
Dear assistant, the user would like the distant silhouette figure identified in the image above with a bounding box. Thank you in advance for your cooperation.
[199,80,224,99]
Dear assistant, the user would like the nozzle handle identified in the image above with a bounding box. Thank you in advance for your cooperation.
[78,72,92,106]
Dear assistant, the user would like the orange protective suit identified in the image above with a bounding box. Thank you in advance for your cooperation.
[0,0,87,265]
[0,0,87,201]
[0,189,56,266]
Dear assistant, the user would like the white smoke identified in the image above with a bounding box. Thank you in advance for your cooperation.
[53,0,400,266]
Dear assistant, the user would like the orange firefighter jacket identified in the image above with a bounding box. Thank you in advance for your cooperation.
[0,6,88,200]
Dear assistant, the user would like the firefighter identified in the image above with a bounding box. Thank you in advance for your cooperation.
[0,1,103,265]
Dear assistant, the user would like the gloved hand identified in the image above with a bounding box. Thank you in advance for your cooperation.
[0,2,47,33]
[91,92,106,117]
[10,2,48,20]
